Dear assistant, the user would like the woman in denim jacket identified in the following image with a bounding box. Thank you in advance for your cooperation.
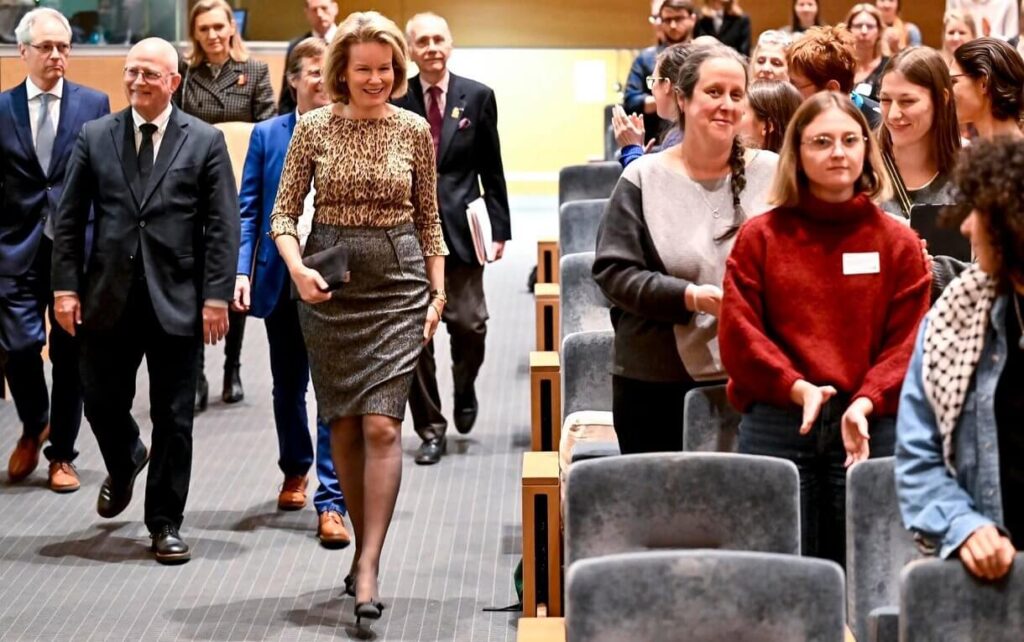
[881,137,1024,581]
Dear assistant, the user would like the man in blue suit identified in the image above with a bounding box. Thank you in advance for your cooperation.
[232,38,349,548]
[0,8,109,491]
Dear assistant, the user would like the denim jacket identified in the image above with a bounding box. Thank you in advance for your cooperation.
[895,296,1009,559]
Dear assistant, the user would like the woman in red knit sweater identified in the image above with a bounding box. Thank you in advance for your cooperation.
[718,91,931,565]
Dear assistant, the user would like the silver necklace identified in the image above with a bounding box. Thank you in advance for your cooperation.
[685,173,729,219]
[1013,292,1024,350]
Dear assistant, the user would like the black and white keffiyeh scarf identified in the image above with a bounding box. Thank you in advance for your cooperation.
[922,264,995,474]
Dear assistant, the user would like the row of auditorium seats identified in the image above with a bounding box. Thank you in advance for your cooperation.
[518,161,1024,641]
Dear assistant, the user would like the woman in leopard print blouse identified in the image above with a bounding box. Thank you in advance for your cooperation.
[270,11,447,626]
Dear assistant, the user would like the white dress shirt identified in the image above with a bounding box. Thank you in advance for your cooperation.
[26,76,63,144]
[320,23,338,43]
[422,71,450,119]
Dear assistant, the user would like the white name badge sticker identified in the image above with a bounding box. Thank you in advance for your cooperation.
[843,252,881,275]
[854,82,873,96]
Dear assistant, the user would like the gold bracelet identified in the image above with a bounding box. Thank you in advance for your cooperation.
[430,288,447,304]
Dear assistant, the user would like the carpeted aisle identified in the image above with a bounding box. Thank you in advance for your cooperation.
[0,196,559,641]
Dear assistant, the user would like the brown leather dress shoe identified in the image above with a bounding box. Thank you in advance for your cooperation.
[8,426,49,482]
[278,475,308,510]
[48,461,81,493]
[317,511,352,549]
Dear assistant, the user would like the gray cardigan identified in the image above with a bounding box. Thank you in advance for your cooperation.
[593,149,778,382]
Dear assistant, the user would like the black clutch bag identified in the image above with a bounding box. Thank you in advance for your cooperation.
[290,244,350,300]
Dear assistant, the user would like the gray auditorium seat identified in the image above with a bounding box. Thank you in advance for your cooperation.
[561,330,613,421]
[560,253,612,338]
[559,199,607,257]
[682,384,740,453]
[564,452,801,564]
[566,550,846,642]
[846,457,920,642]
[900,555,1024,641]
[558,162,622,205]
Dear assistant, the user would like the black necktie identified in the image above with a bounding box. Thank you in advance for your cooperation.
[138,123,157,187]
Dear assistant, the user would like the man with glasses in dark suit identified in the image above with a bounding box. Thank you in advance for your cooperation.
[51,37,238,564]
[395,12,511,465]
[0,7,109,492]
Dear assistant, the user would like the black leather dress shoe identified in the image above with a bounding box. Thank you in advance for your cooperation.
[194,374,209,414]
[222,364,244,403]
[97,448,149,519]
[414,437,446,465]
[454,392,478,435]
[151,525,191,564]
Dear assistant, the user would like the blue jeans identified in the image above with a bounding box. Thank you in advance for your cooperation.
[738,398,895,566]
[265,288,345,515]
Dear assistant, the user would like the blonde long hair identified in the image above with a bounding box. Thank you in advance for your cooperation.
[185,0,249,67]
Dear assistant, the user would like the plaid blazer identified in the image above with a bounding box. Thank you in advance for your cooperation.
[173,58,275,125]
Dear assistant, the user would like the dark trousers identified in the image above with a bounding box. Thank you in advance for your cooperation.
[738,399,896,567]
[409,258,488,441]
[612,374,711,454]
[264,285,344,514]
[79,279,200,532]
[0,239,83,460]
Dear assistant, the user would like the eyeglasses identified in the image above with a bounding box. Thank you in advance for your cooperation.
[801,133,868,152]
[646,76,669,90]
[27,42,71,56]
[123,67,166,82]
[850,22,879,31]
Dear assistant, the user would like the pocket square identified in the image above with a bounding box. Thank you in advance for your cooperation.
[458,117,472,130]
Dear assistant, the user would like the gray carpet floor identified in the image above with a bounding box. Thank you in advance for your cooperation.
[0,196,558,641]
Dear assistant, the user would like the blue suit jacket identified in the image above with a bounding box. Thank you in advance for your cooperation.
[238,111,297,319]
[0,80,110,276]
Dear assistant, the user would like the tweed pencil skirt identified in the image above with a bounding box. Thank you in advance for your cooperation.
[298,222,429,421]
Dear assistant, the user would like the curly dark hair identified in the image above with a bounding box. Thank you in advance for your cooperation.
[946,137,1024,290]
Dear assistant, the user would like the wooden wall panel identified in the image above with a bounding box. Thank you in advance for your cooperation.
[238,0,944,48]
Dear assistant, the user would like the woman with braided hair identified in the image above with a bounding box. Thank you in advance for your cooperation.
[893,137,1024,581]
[593,44,777,454]
[719,92,932,566]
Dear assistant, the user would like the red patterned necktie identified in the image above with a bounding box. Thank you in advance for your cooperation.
[426,85,443,157]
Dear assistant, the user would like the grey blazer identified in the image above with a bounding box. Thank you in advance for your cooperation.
[173,58,275,125]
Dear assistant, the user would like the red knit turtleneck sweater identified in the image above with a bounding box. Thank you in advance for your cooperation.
[719,193,932,416]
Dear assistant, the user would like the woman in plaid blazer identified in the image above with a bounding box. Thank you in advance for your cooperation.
[174,0,275,412]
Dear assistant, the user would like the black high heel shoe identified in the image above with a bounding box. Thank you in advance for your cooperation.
[343,574,355,597]
[354,600,385,626]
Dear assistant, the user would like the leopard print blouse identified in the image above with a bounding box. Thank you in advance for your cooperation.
[269,105,448,257]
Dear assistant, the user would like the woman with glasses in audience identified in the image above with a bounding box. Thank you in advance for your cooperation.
[942,10,976,65]
[949,37,1024,141]
[174,0,276,412]
[739,80,802,153]
[694,0,751,56]
[781,0,821,35]
[750,30,792,82]
[612,43,693,168]
[719,92,931,565]
[846,4,889,102]
[595,45,778,454]
[890,137,1024,581]
[875,0,921,52]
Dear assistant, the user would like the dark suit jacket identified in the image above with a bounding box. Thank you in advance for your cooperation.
[694,14,751,56]
[0,80,110,276]
[237,111,296,318]
[277,32,312,115]
[51,106,239,337]
[173,58,275,124]
[393,73,511,265]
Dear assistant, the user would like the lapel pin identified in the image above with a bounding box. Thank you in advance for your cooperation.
[237,73,247,86]
[451,107,461,119]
